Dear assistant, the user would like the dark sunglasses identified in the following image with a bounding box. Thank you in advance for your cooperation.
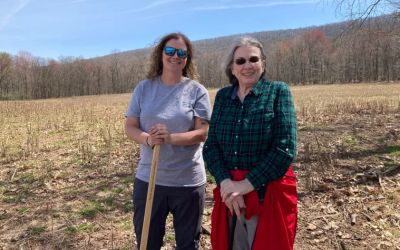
[163,46,188,59]
[234,56,261,65]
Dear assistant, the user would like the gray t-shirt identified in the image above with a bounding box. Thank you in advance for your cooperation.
[126,77,212,187]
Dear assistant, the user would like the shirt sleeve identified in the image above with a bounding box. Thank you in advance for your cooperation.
[125,81,143,118]
[203,89,232,184]
[193,85,212,121]
[246,82,297,189]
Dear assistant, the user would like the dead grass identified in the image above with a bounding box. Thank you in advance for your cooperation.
[1,83,399,249]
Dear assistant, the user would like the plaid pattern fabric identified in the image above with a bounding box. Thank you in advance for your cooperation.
[203,79,297,198]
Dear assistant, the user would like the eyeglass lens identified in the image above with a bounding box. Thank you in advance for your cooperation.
[235,56,260,65]
[164,47,187,58]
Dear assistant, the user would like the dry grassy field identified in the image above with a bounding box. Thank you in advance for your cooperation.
[1,83,399,249]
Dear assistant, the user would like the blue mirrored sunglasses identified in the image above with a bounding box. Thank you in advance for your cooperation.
[163,46,188,59]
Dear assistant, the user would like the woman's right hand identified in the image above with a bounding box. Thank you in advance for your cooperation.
[220,178,254,202]
[148,124,169,145]
[224,195,245,218]
[220,179,235,201]
[147,134,163,147]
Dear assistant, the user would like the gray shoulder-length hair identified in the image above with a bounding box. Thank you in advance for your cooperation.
[223,36,267,85]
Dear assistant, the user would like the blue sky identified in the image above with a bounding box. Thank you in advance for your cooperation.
[0,0,348,59]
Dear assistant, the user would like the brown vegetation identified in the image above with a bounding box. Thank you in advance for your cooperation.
[0,83,399,249]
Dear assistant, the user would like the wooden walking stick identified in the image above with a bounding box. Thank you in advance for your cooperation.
[140,144,160,250]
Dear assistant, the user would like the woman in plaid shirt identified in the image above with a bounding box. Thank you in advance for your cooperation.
[203,37,298,250]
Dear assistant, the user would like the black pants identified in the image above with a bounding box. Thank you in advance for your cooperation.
[133,178,205,250]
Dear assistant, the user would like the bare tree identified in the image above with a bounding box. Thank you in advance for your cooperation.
[333,0,399,25]
[1,15,398,100]
[0,53,12,98]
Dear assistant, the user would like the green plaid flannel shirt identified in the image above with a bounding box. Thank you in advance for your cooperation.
[203,79,297,199]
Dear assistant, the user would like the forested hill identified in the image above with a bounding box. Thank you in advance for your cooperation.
[0,14,399,100]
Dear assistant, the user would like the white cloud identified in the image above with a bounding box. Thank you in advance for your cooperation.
[193,0,319,11]
[0,0,31,31]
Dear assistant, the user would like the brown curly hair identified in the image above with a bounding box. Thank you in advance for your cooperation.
[146,32,199,81]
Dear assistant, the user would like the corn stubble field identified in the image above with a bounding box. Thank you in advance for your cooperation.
[1,83,399,249]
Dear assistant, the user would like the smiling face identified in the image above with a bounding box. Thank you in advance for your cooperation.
[162,38,188,76]
[231,45,265,87]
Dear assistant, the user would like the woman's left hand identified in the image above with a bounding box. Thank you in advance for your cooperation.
[220,178,254,203]
[149,124,171,144]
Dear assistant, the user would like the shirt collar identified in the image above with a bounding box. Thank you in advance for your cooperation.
[230,85,239,99]
[229,79,265,99]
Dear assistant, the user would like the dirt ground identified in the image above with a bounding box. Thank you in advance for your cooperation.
[293,113,400,249]
[1,85,399,249]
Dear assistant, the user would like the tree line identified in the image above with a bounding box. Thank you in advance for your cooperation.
[0,16,399,100]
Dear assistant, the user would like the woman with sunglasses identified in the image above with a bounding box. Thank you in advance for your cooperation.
[125,32,211,249]
[203,36,298,250]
